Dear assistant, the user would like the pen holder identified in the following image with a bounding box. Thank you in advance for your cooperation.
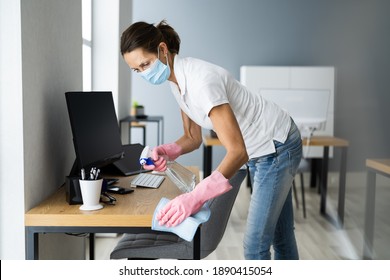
[79,179,104,211]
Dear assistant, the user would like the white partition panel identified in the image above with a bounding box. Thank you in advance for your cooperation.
[240,66,335,158]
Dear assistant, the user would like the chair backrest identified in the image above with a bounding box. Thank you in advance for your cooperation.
[200,168,246,258]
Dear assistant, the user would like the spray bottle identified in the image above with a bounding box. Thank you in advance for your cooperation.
[139,146,196,193]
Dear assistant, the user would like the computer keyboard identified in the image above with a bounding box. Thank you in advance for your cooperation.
[130,173,165,189]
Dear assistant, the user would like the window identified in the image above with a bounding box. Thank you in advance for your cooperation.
[82,0,92,91]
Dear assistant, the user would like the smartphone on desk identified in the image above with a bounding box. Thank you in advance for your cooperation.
[106,185,134,194]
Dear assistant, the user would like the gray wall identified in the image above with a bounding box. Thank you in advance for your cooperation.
[21,0,84,259]
[131,0,390,172]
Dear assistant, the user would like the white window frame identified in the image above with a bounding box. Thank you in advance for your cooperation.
[82,0,92,91]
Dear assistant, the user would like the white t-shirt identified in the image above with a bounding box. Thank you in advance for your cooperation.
[169,55,291,159]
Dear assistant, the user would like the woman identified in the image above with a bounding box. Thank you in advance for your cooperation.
[120,20,302,260]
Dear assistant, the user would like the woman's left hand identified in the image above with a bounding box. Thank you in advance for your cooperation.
[157,192,203,227]
[157,170,232,227]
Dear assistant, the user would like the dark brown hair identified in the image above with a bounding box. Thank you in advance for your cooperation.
[120,20,181,55]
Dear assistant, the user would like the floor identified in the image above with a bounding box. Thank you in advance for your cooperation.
[91,173,390,260]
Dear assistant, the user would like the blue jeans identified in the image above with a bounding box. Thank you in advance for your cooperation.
[244,120,302,260]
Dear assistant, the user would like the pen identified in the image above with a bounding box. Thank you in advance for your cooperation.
[90,168,95,180]
[95,169,100,180]
[81,168,85,180]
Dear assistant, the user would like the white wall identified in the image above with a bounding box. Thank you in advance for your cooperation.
[0,0,25,259]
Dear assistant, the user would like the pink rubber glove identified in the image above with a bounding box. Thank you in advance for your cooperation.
[157,170,232,227]
[143,143,182,172]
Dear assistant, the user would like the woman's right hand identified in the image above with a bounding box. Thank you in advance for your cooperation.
[143,143,182,171]
[143,154,167,171]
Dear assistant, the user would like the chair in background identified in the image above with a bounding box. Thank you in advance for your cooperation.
[292,158,310,218]
[110,168,246,260]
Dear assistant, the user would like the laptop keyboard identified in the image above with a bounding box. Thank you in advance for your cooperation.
[130,173,165,188]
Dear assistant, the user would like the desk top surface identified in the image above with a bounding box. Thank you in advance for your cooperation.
[301,136,349,147]
[366,159,390,175]
[25,167,198,228]
[203,135,349,147]
[120,115,163,122]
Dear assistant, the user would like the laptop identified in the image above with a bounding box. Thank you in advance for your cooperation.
[112,143,149,176]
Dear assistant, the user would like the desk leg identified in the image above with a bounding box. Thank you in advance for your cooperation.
[25,228,39,260]
[89,233,95,260]
[142,127,146,146]
[310,159,318,188]
[337,147,347,225]
[320,147,329,215]
[203,145,212,178]
[193,227,201,260]
[363,170,376,259]
[157,121,160,145]
[128,127,132,145]
[160,119,164,145]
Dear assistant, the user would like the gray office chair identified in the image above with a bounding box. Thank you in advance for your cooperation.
[110,168,246,260]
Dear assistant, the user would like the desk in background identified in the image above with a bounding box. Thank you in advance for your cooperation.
[203,135,349,225]
[363,159,390,260]
[120,115,164,145]
[25,167,199,260]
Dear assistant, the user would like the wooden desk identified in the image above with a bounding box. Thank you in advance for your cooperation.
[363,159,390,259]
[203,135,349,225]
[25,167,199,260]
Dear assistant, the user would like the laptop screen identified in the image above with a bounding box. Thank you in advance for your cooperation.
[112,144,149,176]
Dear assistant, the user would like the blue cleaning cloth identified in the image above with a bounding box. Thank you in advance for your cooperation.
[152,197,211,242]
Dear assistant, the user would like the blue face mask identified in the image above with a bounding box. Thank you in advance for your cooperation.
[139,48,170,85]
